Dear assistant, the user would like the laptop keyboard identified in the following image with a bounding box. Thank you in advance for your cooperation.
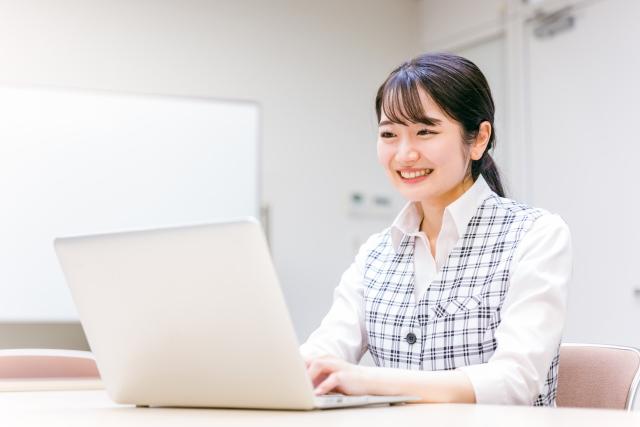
[314,393,369,406]
[314,393,418,409]
[315,393,346,403]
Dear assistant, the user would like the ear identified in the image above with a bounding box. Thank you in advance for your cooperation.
[470,121,491,161]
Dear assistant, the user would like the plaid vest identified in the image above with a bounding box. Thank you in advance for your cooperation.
[362,194,560,406]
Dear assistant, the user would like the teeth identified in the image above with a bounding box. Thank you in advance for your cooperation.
[399,169,432,179]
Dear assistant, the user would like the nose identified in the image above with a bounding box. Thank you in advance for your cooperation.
[395,138,420,163]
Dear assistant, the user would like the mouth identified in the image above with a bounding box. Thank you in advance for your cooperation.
[397,168,433,183]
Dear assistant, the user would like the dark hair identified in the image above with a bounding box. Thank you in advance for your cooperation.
[375,52,505,197]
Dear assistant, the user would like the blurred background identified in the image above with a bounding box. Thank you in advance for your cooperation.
[0,0,638,352]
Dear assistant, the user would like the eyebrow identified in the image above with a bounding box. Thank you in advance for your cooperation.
[378,117,442,127]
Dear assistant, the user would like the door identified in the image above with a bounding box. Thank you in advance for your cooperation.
[526,0,640,347]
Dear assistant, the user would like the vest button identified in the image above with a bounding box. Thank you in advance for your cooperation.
[405,332,417,344]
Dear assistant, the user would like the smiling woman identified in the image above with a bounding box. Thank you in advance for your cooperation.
[300,53,572,406]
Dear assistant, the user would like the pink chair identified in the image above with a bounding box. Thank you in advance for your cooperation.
[0,349,100,380]
[556,343,640,410]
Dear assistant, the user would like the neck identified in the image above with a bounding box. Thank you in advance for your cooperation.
[418,175,475,240]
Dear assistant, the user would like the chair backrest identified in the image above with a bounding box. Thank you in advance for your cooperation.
[0,349,100,379]
[556,343,640,410]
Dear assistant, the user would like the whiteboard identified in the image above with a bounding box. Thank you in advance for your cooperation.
[0,86,260,321]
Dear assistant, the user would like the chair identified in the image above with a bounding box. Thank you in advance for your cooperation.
[0,349,101,391]
[556,343,640,410]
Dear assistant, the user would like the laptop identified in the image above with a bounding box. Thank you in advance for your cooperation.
[53,218,419,410]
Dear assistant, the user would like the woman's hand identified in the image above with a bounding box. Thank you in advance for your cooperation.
[305,355,372,396]
[303,355,476,403]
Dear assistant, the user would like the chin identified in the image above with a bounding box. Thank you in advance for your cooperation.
[389,177,436,202]
[397,189,433,202]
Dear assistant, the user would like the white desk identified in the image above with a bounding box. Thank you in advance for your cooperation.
[1,390,639,427]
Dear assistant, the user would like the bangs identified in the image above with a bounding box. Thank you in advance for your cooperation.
[379,69,439,126]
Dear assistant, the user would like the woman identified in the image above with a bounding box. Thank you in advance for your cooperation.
[300,53,572,406]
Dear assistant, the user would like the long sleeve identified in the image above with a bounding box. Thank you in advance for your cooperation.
[457,213,572,405]
[298,233,381,364]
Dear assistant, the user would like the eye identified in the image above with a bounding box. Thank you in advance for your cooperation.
[417,129,435,136]
[379,131,396,139]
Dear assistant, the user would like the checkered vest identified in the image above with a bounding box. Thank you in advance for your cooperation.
[363,194,560,406]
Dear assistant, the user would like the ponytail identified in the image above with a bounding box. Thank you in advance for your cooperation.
[471,152,504,197]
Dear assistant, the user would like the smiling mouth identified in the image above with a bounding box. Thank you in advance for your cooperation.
[397,169,433,179]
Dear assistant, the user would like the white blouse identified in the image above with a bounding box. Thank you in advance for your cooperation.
[300,176,572,405]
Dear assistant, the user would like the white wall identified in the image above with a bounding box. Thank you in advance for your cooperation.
[419,0,506,51]
[0,0,422,344]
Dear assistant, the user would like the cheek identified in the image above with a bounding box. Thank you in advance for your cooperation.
[430,139,467,170]
[376,141,393,166]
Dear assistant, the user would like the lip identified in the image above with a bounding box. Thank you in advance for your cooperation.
[396,168,433,184]
[398,173,429,185]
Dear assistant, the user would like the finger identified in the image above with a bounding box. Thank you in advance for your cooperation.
[314,372,340,395]
[311,372,329,388]
[302,353,328,368]
[306,358,337,384]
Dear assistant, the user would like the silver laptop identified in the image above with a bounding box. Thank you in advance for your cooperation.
[54,218,419,410]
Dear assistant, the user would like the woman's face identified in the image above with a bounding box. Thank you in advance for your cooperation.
[377,88,475,206]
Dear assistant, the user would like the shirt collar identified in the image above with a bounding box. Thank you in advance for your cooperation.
[389,174,493,253]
